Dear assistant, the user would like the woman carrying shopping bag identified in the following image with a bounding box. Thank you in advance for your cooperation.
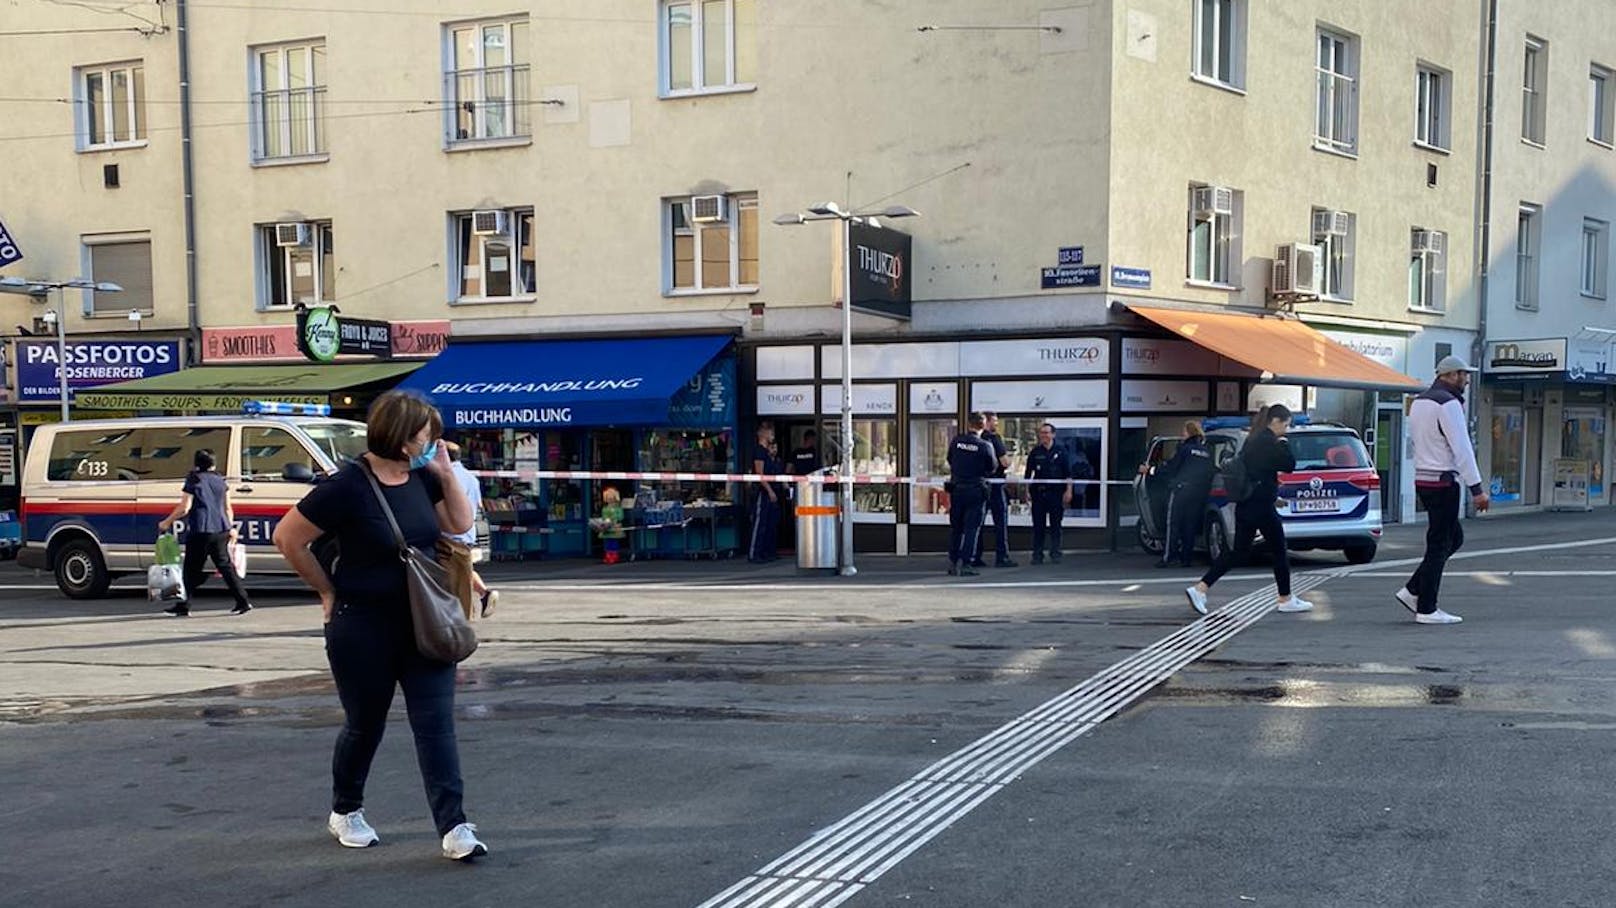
[156,449,252,617]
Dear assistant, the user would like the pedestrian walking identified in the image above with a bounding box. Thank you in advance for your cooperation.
[748,422,782,563]
[445,443,497,618]
[947,412,996,576]
[1185,404,1315,616]
[1023,422,1073,564]
[973,411,1016,567]
[271,390,487,862]
[155,449,253,617]
[1156,421,1215,568]
[1397,356,1489,625]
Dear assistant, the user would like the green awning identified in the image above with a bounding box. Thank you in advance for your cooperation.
[76,362,422,411]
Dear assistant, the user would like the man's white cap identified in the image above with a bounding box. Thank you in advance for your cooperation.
[1435,354,1479,375]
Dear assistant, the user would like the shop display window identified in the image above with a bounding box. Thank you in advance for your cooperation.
[910,417,957,523]
[1562,409,1606,498]
[1490,407,1525,502]
[992,416,1106,526]
[638,429,734,506]
[821,418,898,520]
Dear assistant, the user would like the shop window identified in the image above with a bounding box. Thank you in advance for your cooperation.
[638,429,734,506]
[1490,406,1525,502]
[241,427,319,481]
[910,417,958,523]
[820,418,897,520]
[992,416,1106,524]
[452,208,536,301]
[1562,408,1606,498]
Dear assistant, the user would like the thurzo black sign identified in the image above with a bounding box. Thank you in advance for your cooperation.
[847,221,912,320]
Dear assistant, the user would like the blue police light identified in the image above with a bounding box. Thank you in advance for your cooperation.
[1201,413,1312,431]
[244,400,332,417]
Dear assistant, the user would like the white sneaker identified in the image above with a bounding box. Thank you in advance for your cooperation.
[1275,596,1314,613]
[328,809,379,848]
[480,589,499,618]
[1394,588,1419,614]
[1415,608,1463,625]
[1185,586,1208,616]
[441,822,487,861]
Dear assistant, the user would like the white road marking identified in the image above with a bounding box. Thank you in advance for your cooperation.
[1348,570,1616,579]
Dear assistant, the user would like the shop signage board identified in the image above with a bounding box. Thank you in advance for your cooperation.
[821,341,959,380]
[847,221,912,320]
[820,383,898,415]
[1318,329,1407,372]
[296,306,393,363]
[203,320,450,364]
[667,356,736,427]
[960,338,1109,376]
[1568,339,1615,383]
[1485,338,1566,374]
[909,382,958,415]
[756,384,816,416]
[756,345,816,381]
[15,340,182,403]
[0,215,23,267]
[1120,379,1211,412]
[1121,337,1220,376]
[76,392,326,411]
[970,379,1107,413]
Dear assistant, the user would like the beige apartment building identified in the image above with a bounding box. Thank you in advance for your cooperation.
[0,1,1497,550]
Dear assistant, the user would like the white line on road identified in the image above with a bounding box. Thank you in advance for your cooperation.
[1347,570,1616,579]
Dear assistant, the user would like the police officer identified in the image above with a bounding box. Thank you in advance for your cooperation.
[790,429,822,477]
[1155,420,1215,568]
[947,412,996,577]
[973,411,1016,568]
[748,422,783,563]
[1023,422,1073,564]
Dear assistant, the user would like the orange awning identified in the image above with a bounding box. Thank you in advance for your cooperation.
[1125,305,1423,392]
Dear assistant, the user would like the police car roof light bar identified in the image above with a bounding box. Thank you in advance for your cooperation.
[1201,413,1311,431]
[244,400,332,417]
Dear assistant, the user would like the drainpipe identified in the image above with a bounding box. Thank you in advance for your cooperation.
[1475,0,1497,368]
[177,0,201,364]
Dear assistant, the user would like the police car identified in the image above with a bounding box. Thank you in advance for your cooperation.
[18,402,365,598]
[1134,416,1382,565]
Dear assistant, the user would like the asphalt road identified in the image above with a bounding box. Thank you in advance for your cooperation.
[2,511,1614,907]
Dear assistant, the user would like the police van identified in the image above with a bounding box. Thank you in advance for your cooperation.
[18,403,366,598]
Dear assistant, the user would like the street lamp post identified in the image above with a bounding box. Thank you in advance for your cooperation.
[773,202,919,577]
[0,276,123,422]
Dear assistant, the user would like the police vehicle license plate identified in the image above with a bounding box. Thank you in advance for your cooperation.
[1292,499,1340,513]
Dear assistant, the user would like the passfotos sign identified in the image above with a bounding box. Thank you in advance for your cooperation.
[16,340,182,403]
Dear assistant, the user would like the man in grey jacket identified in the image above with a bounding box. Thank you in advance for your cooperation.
[1397,355,1490,625]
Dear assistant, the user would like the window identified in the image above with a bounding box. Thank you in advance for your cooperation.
[662,0,757,95]
[47,429,143,482]
[241,427,319,481]
[820,418,897,520]
[1582,218,1609,299]
[910,416,958,523]
[1315,28,1359,154]
[1416,64,1451,150]
[445,17,530,145]
[666,193,759,292]
[138,427,232,482]
[77,61,145,149]
[1408,228,1447,312]
[1192,0,1245,89]
[1311,208,1356,300]
[452,208,535,301]
[84,235,153,314]
[1591,64,1615,146]
[258,222,335,309]
[1516,204,1541,309]
[251,41,326,161]
[1523,36,1547,144]
[1186,184,1240,286]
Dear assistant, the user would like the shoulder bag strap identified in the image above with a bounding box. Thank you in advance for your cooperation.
[357,457,410,556]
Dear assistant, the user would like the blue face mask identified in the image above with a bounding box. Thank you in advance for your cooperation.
[409,440,439,470]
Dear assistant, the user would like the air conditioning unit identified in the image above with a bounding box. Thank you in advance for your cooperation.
[1412,229,1445,255]
[274,222,311,247]
[1191,185,1235,217]
[1313,209,1350,237]
[690,194,728,223]
[1272,242,1325,296]
[471,209,508,236]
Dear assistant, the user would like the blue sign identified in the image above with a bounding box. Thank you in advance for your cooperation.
[668,354,736,428]
[0,216,21,268]
[1058,246,1084,266]
[16,340,183,403]
[1111,266,1152,289]
[1041,264,1102,289]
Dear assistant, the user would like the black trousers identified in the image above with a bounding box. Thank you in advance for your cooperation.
[1406,482,1464,613]
[325,603,466,836]
[749,490,780,561]
[974,484,1011,563]
[1165,486,1209,566]
[1030,494,1063,558]
[182,531,250,608]
[1201,499,1291,597]
[949,487,988,565]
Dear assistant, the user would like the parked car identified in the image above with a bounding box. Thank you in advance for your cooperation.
[1135,416,1382,565]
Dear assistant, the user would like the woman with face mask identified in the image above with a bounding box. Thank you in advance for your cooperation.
[273,390,486,862]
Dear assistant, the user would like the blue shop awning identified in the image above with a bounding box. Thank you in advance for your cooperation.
[399,334,734,429]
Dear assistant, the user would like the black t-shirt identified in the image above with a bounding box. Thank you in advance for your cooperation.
[183,470,231,536]
[752,442,784,494]
[790,445,821,475]
[296,462,444,606]
[982,430,1009,478]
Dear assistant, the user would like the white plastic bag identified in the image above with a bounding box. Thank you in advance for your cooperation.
[147,564,185,603]
[222,542,247,579]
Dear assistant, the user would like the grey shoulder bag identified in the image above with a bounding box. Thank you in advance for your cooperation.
[358,459,478,664]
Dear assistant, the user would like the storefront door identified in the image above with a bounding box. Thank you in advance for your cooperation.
[1524,407,1544,506]
[1562,407,1607,502]
[1375,408,1402,523]
[1490,406,1526,504]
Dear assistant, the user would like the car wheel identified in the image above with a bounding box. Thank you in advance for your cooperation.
[1344,544,1376,565]
[1206,516,1231,565]
[54,537,111,600]
[1136,520,1165,556]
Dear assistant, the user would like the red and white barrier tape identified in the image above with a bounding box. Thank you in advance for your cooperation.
[470,468,1132,487]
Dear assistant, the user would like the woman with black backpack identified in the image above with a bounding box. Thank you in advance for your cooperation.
[1184,404,1314,617]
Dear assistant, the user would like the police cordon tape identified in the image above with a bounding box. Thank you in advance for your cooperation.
[469,468,1134,487]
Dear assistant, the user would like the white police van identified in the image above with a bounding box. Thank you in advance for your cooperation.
[18,403,366,598]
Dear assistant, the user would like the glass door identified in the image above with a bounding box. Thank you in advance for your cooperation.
[1375,408,1401,522]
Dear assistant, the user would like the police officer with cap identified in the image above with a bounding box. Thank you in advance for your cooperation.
[947,412,996,576]
[1023,422,1073,564]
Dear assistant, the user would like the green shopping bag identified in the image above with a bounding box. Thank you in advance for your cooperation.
[154,532,182,566]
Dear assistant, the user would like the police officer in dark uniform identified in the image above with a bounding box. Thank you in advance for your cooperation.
[790,429,822,477]
[1156,420,1216,568]
[947,412,996,577]
[748,422,783,563]
[1023,422,1073,564]
[973,411,1016,568]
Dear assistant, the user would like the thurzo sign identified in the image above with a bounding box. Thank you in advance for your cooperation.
[16,340,182,403]
[1486,338,1565,374]
[847,221,912,320]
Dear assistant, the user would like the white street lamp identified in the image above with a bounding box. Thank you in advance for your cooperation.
[774,202,919,577]
[0,277,122,421]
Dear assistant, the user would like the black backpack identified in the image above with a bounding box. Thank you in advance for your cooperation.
[1217,449,1255,503]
